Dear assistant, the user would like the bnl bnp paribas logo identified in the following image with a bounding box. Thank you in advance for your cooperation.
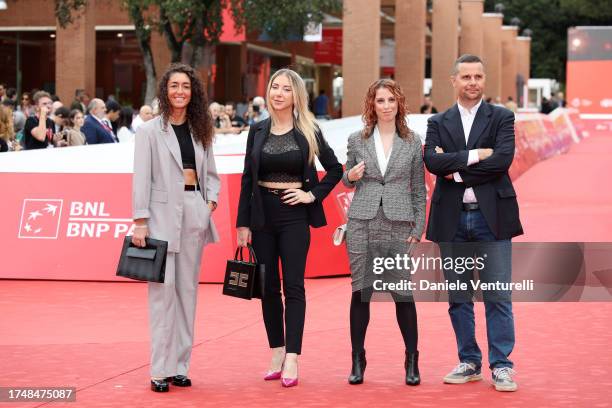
[18,199,133,240]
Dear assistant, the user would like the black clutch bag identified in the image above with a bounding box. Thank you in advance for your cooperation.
[116,236,168,283]
[222,244,265,300]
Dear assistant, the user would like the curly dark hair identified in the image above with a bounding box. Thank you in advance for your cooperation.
[157,63,214,147]
[361,79,413,140]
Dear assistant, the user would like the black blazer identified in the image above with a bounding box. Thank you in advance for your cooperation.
[423,102,523,242]
[236,118,342,229]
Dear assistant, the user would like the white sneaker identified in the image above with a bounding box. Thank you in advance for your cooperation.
[443,362,483,384]
[492,367,517,392]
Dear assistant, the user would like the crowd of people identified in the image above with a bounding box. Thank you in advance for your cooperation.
[0,82,277,153]
[0,85,163,151]
[0,79,568,154]
[208,96,269,135]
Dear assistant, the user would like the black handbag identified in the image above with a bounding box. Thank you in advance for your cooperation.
[222,244,265,300]
[116,236,168,283]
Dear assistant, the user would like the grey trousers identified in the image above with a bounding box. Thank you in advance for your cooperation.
[148,190,208,378]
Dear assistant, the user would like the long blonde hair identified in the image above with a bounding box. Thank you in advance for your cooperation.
[266,68,319,164]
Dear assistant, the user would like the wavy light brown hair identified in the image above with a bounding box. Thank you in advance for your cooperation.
[157,63,214,147]
[361,79,412,140]
[0,105,15,142]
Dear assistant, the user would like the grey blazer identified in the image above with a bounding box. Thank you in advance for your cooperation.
[132,116,220,252]
[342,129,426,239]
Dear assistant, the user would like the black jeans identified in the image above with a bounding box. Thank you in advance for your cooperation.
[251,187,311,355]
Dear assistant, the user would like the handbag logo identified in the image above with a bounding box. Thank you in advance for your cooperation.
[228,271,249,287]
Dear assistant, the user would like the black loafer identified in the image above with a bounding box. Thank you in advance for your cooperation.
[171,375,192,387]
[150,379,169,392]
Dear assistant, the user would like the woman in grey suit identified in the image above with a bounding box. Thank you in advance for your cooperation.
[132,63,220,392]
[343,79,426,386]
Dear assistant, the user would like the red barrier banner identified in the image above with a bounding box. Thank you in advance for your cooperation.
[0,110,582,282]
[0,171,353,282]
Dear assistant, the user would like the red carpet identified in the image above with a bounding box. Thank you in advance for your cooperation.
[514,134,612,242]
[1,279,611,407]
[2,134,612,407]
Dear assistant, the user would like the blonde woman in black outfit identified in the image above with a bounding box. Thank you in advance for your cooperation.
[236,69,342,387]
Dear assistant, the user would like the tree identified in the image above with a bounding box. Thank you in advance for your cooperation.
[55,0,342,105]
[54,0,87,26]
[55,0,158,104]
[157,0,224,67]
[560,0,612,19]
[231,0,342,42]
[484,0,612,83]
[125,1,157,104]
[158,0,342,66]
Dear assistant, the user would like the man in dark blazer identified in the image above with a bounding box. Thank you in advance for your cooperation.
[424,54,523,392]
[82,98,116,144]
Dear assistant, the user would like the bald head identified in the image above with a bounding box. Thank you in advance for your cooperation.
[253,96,265,107]
[139,105,153,122]
[209,102,221,118]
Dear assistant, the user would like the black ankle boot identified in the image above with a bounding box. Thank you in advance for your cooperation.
[348,350,367,384]
[405,350,420,386]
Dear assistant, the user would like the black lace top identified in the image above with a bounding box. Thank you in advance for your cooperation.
[259,129,302,183]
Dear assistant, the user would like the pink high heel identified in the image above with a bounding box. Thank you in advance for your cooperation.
[265,350,286,381]
[281,377,298,387]
[280,361,298,387]
[264,370,282,381]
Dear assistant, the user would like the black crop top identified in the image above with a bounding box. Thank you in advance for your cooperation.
[172,122,196,170]
[259,130,302,183]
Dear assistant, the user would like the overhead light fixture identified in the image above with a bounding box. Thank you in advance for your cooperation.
[50,34,56,38]
[0,0,8,10]
[117,33,123,38]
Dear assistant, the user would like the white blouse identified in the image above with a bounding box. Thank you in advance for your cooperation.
[373,126,393,176]
[117,126,135,143]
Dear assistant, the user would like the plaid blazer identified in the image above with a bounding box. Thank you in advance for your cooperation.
[342,129,426,240]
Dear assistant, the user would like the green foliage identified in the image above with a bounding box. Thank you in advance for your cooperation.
[55,0,88,28]
[56,0,341,66]
[484,0,612,83]
[231,0,342,41]
[157,0,223,45]
[560,0,612,19]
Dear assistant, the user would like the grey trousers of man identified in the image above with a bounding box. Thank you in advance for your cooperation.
[148,190,208,378]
